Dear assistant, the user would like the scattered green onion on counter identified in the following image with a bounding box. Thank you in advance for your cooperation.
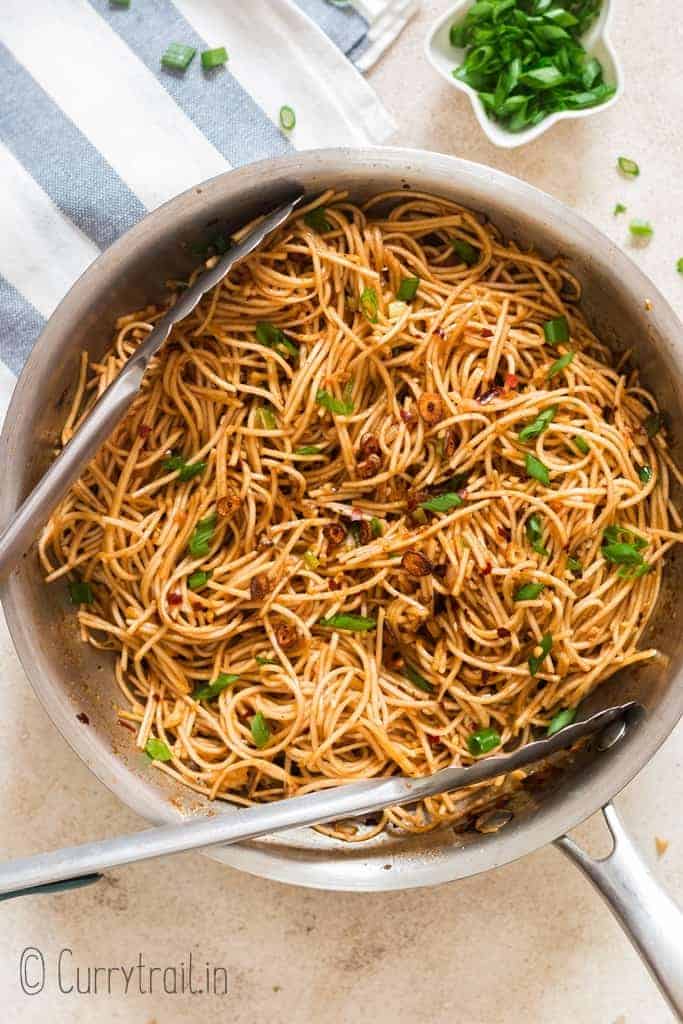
[279,105,296,130]
[161,42,197,71]
[618,156,639,177]
[201,47,228,70]
[629,219,654,240]
[613,202,627,215]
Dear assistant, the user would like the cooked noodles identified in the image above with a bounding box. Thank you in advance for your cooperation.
[40,189,683,838]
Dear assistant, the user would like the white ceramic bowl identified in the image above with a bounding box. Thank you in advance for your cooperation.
[425,0,623,148]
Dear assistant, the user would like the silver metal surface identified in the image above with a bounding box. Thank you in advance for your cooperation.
[0,703,637,900]
[557,804,683,1021]
[0,193,303,576]
[1,151,682,1007]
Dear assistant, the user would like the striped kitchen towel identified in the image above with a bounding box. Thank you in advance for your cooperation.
[0,0,417,390]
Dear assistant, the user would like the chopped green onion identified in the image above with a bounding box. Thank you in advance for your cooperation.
[316,388,354,416]
[629,219,653,240]
[68,580,93,605]
[397,276,420,301]
[548,350,575,378]
[303,550,320,570]
[543,316,569,345]
[638,465,652,484]
[194,672,239,701]
[618,157,639,177]
[573,435,590,455]
[567,556,583,578]
[256,654,277,666]
[514,582,545,602]
[547,708,576,736]
[255,322,298,360]
[644,412,663,437]
[602,542,645,566]
[526,513,548,556]
[201,47,228,69]
[259,405,277,430]
[161,42,196,71]
[188,570,212,590]
[371,516,383,538]
[613,202,627,216]
[518,406,556,443]
[189,512,217,558]
[360,286,379,323]
[279,104,296,131]
[162,453,207,481]
[295,445,322,456]
[467,727,501,756]
[404,663,434,694]
[304,208,331,232]
[603,524,647,549]
[110,0,130,6]
[419,492,464,514]
[145,737,172,761]
[318,613,376,632]
[529,632,553,677]
[677,258,683,274]
[525,453,550,486]
[250,711,271,748]
[451,238,479,266]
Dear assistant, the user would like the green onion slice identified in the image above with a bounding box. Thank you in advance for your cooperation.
[514,581,545,602]
[526,513,548,556]
[279,104,296,130]
[250,712,271,748]
[188,569,212,590]
[201,47,228,69]
[397,277,420,301]
[360,286,379,323]
[295,445,322,455]
[567,556,583,578]
[303,550,319,570]
[548,350,575,378]
[677,258,683,274]
[255,322,299,359]
[194,672,239,701]
[638,465,652,484]
[318,613,376,632]
[371,516,383,538]
[618,156,639,177]
[68,580,93,605]
[573,435,590,454]
[451,238,479,266]
[525,453,550,485]
[613,202,627,216]
[145,737,172,761]
[256,654,277,666]
[404,663,434,694]
[467,727,501,756]
[259,405,277,430]
[161,42,196,70]
[110,0,131,7]
[629,219,653,239]
[419,492,464,514]
[543,316,569,345]
[304,207,331,232]
[528,632,553,677]
[188,512,217,558]
[518,405,556,443]
[162,453,207,481]
[644,412,663,438]
[316,388,354,416]
[547,708,576,736]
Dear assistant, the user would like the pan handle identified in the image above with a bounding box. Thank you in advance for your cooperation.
[556,802,683,1021]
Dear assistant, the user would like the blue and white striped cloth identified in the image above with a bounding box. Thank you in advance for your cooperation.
[0,0,416,396]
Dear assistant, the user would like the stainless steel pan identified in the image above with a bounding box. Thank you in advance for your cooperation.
[1,148,682,1015]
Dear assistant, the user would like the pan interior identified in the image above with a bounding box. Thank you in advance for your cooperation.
[2,149,682,890]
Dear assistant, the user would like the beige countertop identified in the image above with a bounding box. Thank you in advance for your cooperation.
[1,2,682,1021]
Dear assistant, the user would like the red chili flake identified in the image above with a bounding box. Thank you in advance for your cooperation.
[434,328,445,339]
[137,424,152,439]
[428,734,442,748]
[477,386,502,406]
[497,626,511,638]
[480,562,492,576]
[480,328,494,338]
[76,712,90,725]
[167,592,183,606]
[400,408,417,427]
[329,578,343,591]
[498,526,511,542]
[504,373,519,391]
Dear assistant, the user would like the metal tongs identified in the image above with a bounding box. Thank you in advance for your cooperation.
[0,702,640,901]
